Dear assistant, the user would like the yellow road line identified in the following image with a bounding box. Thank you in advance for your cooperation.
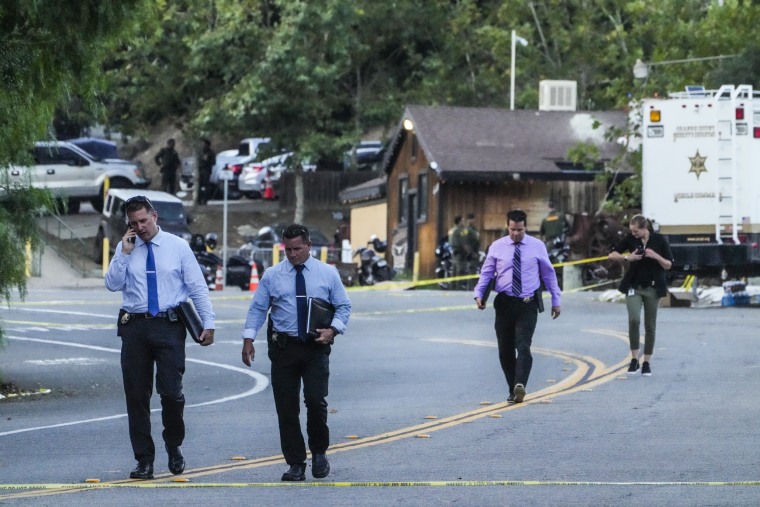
[3,480,760,489]
[0,337,611,499]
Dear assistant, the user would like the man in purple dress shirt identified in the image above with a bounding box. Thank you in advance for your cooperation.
[474,209,561,404]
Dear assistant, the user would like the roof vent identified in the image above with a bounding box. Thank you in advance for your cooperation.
[539,80,577,111]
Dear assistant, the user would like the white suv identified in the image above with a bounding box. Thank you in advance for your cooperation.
[6,141,149,213]
[93,189,193,263]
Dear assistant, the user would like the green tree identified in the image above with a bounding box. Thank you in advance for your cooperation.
[0,1,148,348]
[200,0,450,220]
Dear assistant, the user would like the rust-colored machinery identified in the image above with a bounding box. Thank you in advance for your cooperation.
[567,212,629,286]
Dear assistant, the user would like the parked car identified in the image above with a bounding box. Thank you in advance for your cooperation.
[238,152,315,199]
[5,141,149,213]
[209,137,271,199]
[69,137,151,187]
[343,140,385,171]
[237,224,334,272]
[93,188,193,264]
[67,137,120,160]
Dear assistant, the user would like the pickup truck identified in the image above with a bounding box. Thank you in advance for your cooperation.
[93,188,193,264]
[6,141,149,213]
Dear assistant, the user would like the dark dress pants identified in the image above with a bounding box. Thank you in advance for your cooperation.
[161,171,177,195]
[198,169,211,204]
[493,293,538,395]
[268,340,331,465]
[120,317,186,463]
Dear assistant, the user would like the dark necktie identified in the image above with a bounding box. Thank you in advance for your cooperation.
[146,241,160,316]
[295,264,307,341]
[512,242,522,297]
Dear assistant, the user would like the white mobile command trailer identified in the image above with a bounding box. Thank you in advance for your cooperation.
[641,84,760,277]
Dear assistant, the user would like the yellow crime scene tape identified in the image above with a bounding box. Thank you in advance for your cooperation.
[346,255,612,291]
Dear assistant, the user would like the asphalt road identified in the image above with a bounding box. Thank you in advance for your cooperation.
[1,286,759,506]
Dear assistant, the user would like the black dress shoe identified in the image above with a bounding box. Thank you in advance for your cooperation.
[129,461,154,480]
[166,445,185,475]
[312,453,330,478]
[514,383,526,403]
[281,463,306,481]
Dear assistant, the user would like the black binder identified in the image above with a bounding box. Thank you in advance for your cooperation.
[534,288,545,313]
[177,300,204,344]
[306,297,335,338]
[481,279,495,305]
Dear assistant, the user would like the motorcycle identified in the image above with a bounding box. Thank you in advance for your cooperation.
[435,237,454,289]
[547,234,571,290]
[354,237,393,286]
[547,234,571,265]
[191,234,223,289]
[195,250,223,289]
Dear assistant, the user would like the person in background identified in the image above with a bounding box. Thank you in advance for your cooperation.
[474,209,561,404]
[448,215,463,244]
[196,138,215,204]
[154,138,181,195]
[608,214,673,377]
[241,224,351,482]
[539,201,568,247]
[460,213,481,290]
[105,195,215,480]
[448,215,464,275]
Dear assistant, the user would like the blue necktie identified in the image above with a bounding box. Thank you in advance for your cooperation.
[295,264,307,341]
[146,242,160,316]
[512,242,522,297]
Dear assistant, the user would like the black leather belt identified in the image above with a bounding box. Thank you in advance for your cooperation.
[129,312,170,319]
[501,294,533,304]
[273,331,300,340]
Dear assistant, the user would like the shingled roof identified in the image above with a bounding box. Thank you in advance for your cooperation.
[385,105,630,181]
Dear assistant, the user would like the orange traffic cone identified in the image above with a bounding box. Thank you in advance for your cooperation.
[215,264,224,291]
[263,176,275,200]
[248,261,260,291]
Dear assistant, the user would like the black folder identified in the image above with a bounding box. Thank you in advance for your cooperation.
[307,297,335,338]
[534,288,545,313]
[177,300,204,344]
[481,279,495,305]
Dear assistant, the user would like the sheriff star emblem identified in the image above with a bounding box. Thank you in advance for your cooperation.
[688,150,708,180]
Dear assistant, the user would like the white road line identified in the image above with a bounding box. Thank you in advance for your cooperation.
[4,308,114,319]
[0,336,269,437]
[25,358,108,366]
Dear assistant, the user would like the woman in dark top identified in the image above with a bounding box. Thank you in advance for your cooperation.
[609,215,673,376]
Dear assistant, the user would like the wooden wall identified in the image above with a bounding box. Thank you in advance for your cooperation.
[387,132,608,280]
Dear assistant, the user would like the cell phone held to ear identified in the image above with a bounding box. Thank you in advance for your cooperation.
[127,227,136,244]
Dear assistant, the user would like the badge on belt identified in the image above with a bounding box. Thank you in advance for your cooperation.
[121,312,131,325]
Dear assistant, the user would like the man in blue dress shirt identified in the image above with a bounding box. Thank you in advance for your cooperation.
[474,209,561,404]
[105,195,215,480]
[242,224,351,481]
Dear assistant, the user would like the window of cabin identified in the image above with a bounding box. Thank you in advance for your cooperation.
[398,176,409,224]
[411,135,418,160]
[417,173,428,222]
